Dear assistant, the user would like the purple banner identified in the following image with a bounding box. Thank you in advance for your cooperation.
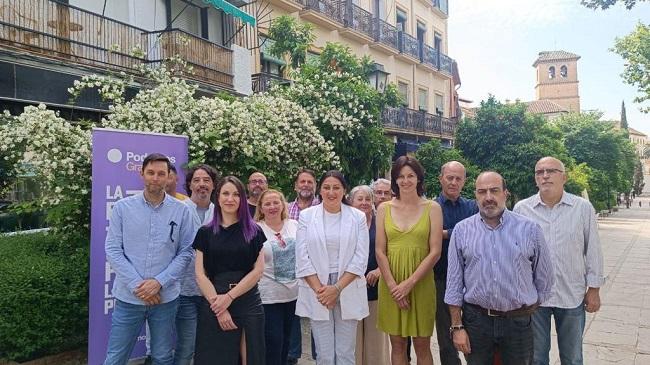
[88,128,188,365]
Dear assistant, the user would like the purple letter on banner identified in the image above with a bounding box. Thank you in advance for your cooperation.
[88,128,188,365]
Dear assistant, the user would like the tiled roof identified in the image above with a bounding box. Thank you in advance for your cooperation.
[533,51,581,67]
[628,127,648,137]
[525,100,569,115]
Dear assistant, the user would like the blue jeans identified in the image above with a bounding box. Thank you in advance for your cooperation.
[105,299,179,365]
[264,301,297,365]
[532,304,585,365]
[173,295,202,365]
[288,314,302,359]
[462,303,534,365]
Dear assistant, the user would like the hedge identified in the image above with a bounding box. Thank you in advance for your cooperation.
[0,232,88,362]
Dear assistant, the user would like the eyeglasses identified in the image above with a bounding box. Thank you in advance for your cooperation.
[249,179,267,185]
[534,168,564,176]
[274,232,286,248]
[374,190,392,197]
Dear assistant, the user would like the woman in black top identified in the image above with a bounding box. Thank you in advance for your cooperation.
[193,176,267,365]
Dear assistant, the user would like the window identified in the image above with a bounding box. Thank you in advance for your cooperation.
[560,65,568,78]
[548,66,556,79]
[374,0,386,21]
[396,8,407,32]
[418,88,428,111]
[434,93,444,115]
[417,22,427,43]
[260,36,285,76]
[398,81,409,106]
[434,31,442,51]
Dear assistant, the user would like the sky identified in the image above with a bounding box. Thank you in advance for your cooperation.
[448,0,650,136]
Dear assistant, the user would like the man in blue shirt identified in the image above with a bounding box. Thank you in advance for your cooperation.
[104,153,194,365]
[434,161,478,365]
[445,171,554,365]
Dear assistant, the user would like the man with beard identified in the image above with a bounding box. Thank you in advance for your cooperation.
[104,153,194,365]
[173,164,219,365]
[286,168,319,364]
[514,157,603,365]
[247,171,268,216]
[445,171,554,365]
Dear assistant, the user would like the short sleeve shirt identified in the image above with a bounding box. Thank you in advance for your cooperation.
[193,222,266,278]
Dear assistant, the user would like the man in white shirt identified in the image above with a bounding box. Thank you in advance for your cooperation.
[514,157,604,365]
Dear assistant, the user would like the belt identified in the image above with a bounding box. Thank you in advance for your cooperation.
[466,302,538,318]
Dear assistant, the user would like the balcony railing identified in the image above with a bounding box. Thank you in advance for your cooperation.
[295,0,453,75]
[251,72,291,93]
[147,29,233,89]
[381,106,456,138]
[0,0,234,88]
[344,4,373,39]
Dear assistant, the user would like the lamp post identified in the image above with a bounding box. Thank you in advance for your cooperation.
[368,62,389,93]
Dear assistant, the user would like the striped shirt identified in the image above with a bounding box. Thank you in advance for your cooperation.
[514,192,604,308]
[445,210,554,312]
[287,197,320,220]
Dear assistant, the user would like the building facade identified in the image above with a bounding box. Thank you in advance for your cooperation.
[248,0,458,151]
[0,0,256,117]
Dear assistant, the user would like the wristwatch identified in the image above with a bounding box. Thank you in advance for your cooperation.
[449,324,465,337]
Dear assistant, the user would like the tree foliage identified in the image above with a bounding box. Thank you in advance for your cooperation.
[454,97,570,203]
[267,15,315,69]
[415,139,480,198]
[581,0,645,9]
[633,158,646,195]
[612,22,650,113]
[275,42,399,186]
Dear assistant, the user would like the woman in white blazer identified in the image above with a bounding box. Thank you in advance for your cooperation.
[295,170,370,365]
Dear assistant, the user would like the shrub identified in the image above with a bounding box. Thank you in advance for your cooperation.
[0,232,88,362]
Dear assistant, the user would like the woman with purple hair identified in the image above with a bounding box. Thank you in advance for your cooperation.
[193,176,267,365]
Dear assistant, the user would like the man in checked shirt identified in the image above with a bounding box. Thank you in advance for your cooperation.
[514,157,604,365]
[445,171,554,365]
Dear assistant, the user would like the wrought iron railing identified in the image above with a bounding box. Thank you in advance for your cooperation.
[301,0,344,23]
[147,29,233,88]
[344,4,373,39]
[381,106,456,137]
[0,0,234,88]
[0,0,147,70]
[422,43,438,69]
[399,32,420,60]
[374,19,399,49]
[251,72,291,93]
[439,53,452,75]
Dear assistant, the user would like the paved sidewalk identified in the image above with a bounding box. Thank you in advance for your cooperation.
[297,195,650,364]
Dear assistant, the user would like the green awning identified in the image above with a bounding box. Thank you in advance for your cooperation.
[203,0,256,26]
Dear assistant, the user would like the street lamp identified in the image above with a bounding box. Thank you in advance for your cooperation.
[368,62,390,93]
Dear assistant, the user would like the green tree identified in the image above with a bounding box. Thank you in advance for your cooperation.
[415,139,479,198]
[633,158,646,195]
[555,112,636,209]
[276,42,399,186]
[581,0,645,9]
[620,100,629,130]
[612,22,650,113]
[267,15,316,69]
[454,97,570,204]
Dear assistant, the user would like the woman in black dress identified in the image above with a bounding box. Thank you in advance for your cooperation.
[193,176,267,365]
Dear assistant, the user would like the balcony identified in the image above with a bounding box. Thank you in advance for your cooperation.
[146,29,233,89]
[381,106,456,139]
[251,72,291,93]
[298,0,344,30]
[0,0,234,89]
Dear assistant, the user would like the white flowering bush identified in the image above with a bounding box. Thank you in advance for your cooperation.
[274,42,398,185]
[0,105,91,238]
[1,60,339,237]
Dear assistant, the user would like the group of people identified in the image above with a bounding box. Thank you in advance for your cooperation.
[104,152,603,365]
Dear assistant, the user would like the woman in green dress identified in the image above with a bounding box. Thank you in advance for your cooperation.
[376,156,443,365]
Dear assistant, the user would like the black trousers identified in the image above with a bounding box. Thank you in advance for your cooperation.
[194,273,266,365]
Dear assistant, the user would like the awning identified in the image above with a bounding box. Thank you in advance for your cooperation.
[203,0,256,26]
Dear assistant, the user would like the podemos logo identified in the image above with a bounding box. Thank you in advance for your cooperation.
[106,149,176,171]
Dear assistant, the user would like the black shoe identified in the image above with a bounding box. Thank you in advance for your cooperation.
[143,356,152,365]
[287,358,298,365]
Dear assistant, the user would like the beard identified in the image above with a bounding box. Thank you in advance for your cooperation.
[298,189,314,200]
